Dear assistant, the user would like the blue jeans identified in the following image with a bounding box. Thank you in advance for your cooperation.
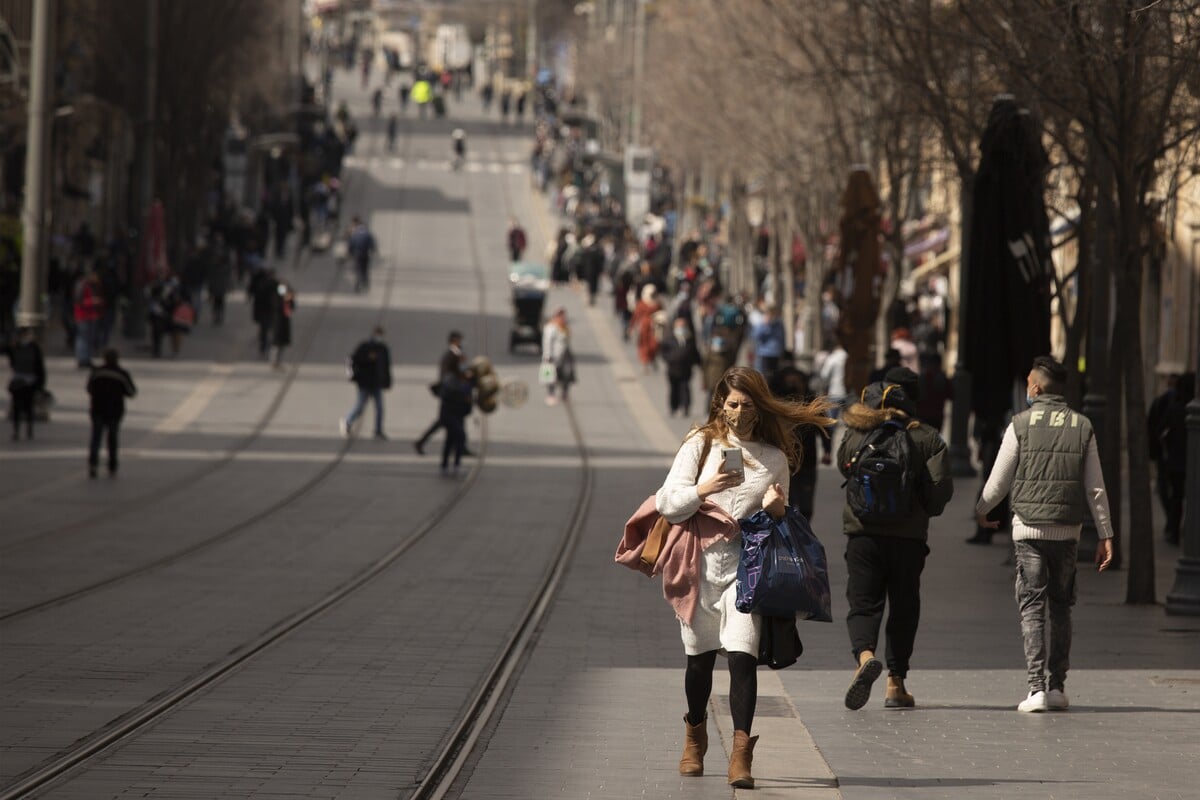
[74,319,97,365]
[1014,539,1077,692]
[345,387,383,435]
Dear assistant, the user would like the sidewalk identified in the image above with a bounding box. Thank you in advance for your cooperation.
[477,180,1200,798]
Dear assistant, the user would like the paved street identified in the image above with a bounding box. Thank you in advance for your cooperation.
[2,69,1197,800]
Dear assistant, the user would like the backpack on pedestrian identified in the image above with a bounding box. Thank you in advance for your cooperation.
[844,418,920,524]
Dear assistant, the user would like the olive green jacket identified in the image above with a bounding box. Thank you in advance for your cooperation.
[837,403,954,542]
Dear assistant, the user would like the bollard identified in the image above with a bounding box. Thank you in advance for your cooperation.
[1165,397,1200,615]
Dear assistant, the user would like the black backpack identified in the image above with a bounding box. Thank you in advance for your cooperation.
[845,420,919,524]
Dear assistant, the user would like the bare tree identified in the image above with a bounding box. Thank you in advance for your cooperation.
[960,0,1200,603]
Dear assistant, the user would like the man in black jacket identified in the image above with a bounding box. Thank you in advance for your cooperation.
[340,326,392,440]
[5,327,46,440]
[414,330,472,456]
[86,348,137,477]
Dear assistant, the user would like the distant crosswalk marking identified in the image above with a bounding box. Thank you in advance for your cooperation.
[343,154,528,173]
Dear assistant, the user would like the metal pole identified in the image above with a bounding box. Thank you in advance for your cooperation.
[16,0,55,336]
[1166,327,1200,614]
[630,0,645,147]
[526,0,537,80]
[123,0,156,339]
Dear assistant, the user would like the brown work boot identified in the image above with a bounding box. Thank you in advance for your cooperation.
[884,675,915,708]
[678,714,707,776]
[727,729,759,788]
[844,649,883,710]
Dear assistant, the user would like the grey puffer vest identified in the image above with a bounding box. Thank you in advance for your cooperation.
[1011,395,1093,525]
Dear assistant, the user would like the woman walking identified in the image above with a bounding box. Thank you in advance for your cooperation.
[655,366,833,787]
[628,284,662,374]
[541,307,575,405]
[271,282,296,370]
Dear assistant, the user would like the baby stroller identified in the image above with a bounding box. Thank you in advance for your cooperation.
[508,261,549,354]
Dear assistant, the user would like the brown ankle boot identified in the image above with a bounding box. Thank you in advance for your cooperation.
[679,714,707,776]
[727,729,759,788]
[844,649,883,710]
[885,675,915,708]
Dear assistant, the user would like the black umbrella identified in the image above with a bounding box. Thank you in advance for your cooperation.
[963,96,1053,420]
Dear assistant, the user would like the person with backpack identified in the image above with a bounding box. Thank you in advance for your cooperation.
[837,377,953,710]
[341,326,392,440]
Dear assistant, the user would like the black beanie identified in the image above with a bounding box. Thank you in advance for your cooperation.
[884,366,920,402]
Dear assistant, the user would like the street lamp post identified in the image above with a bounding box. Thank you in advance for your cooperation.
[16,0,55,338]
[1165,391,1200,615]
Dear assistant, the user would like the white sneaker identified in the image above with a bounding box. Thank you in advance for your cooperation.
[1018,690,1048,713]
[1046,689,1069,710]
[338,418,349,438]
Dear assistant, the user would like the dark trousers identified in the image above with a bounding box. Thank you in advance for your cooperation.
[668,375,691,415]
[354,257,370,292]
[789,474,816,521]
[845,534,929,678]
[89,414,122,471]
[9,385,35,437]
[441,412,466,468]
[1161,467,1185,541]
[257,322,271,355]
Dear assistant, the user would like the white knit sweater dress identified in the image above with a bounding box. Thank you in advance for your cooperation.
[656,431,791,656]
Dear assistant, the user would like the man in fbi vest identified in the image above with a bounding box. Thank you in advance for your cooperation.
[975,355,1114,713]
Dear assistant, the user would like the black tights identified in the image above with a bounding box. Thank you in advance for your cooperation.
[685,650,758,733]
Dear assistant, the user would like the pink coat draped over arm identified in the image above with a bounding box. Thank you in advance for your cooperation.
[615,495,738,625]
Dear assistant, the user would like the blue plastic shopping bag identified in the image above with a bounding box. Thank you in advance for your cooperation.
[736,507,832,622]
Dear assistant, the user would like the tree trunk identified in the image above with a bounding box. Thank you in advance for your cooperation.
[1117,206,1156,603]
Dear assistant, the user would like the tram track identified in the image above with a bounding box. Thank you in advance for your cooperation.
[2,112,595,800]
[0,225,332,555]
[0,121,408,623]
[410,119,596,800]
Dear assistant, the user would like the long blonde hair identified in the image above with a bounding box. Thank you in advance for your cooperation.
[688,366,836,473]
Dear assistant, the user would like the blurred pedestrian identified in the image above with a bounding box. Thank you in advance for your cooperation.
[1154,372,1194,545]
[659,316,701,417]
[868,348,902,384]
[414,330,471,455]
[438,362,473,476]
[72,269,104,367]
[4,327,45,440]
[975,356,1115,712]
[506,218,527,262]
[271,282,295,370]
[769,364,833,520]
[86,348,136,478]
[250,267,279,358]
[145,272,187,358]
[890,327,919,372]
[207,234,231,326]
[750,304,786,380]
[541,307,575,405]
[629,284,662,374]
[818,337,848,418]
[916,352,952,434]
[347,216,377,293]
[341,326,392,440]
[386,114,398,151]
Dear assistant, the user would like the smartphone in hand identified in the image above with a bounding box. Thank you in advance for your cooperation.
[721,447,744,480]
